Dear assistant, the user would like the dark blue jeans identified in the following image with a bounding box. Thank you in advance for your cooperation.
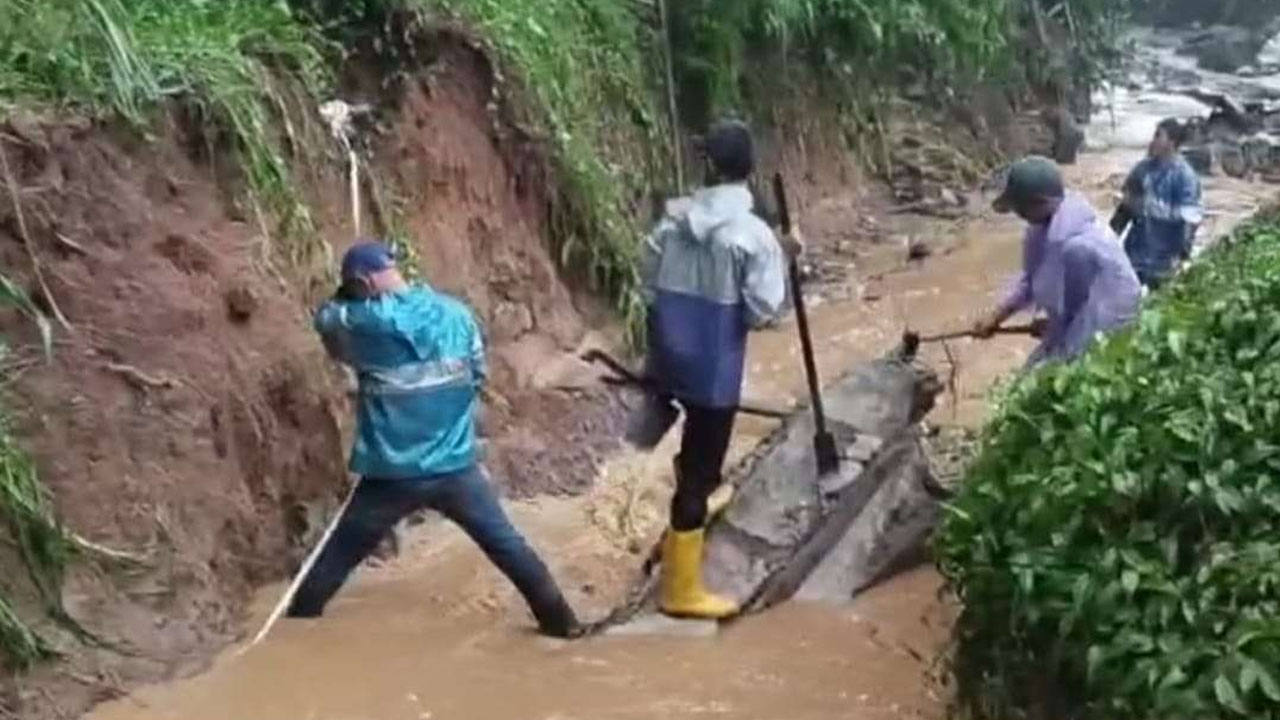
[287,465,573,632]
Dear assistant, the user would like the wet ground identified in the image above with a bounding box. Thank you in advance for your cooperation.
[89,40,1278,720]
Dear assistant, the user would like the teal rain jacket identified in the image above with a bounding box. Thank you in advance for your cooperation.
[314,285,484,479]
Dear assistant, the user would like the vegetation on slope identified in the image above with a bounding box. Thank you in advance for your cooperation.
[937,216,1280,719]
[668,0,1129,128]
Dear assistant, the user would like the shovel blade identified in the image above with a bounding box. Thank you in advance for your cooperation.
[814,432,840,476]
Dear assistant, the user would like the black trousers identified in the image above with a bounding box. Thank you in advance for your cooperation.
[287,466,573,634]
[671,404,737,532]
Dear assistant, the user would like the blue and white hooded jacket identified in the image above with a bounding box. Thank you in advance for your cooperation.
[643,183,788,409]
[314,285,484,480]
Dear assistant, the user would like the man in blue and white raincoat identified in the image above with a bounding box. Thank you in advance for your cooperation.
[286,241,580,638]
[636,120,800,619]
[1115,118,1204,290]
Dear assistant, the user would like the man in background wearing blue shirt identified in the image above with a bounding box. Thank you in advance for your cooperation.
[286,242,580,638]
[1112,118,1204,290]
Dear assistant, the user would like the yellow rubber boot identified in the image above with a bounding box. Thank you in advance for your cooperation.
[659,529,738,619]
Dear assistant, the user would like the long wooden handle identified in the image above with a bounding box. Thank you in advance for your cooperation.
[773,173,830,438]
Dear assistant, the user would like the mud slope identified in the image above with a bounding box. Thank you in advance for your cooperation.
[0,35,621,720]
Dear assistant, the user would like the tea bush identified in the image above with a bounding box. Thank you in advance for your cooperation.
[937,218,1280,719]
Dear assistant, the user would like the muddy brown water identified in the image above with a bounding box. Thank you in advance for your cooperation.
[89,147,1272,720]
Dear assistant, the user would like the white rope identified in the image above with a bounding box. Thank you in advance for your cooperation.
[243,477,362,651]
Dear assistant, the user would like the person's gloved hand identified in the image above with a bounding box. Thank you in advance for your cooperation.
[780,227,806,260]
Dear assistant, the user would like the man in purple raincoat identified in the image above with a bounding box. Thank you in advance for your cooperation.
[973,156,1142,368]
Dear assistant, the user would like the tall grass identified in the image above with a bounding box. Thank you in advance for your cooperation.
[0,277,69,669]
[668,0,1008,123]
[0,0,332,268]
[0,413,72,669]
[669,0,1129,125]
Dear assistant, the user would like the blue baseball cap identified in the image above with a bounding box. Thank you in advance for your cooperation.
[340,241,395,281]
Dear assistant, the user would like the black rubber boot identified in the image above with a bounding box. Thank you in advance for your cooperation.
[530,590,583,639]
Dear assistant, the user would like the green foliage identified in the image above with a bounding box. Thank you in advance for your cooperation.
[937,220,1280,719]
[669,0,1009,122]
[669,0,1131,128]
[0,0,332,268]
[1014,0,1131,113]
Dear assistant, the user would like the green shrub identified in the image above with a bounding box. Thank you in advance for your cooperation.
[937,220,1280,719]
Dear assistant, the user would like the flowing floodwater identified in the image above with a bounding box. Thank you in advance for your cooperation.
[90,34,1278,720]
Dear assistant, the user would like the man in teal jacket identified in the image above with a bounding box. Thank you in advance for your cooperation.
[286,242,580,638]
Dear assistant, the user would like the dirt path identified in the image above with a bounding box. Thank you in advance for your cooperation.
[87,146,1272,720]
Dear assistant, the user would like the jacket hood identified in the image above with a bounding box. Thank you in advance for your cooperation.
[665,183,755,244]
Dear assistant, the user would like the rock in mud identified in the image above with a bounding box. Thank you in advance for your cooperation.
[1179,26,1270,73]
[1220,144,1249,178]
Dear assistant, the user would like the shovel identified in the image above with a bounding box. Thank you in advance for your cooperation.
[773,173,840,477]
